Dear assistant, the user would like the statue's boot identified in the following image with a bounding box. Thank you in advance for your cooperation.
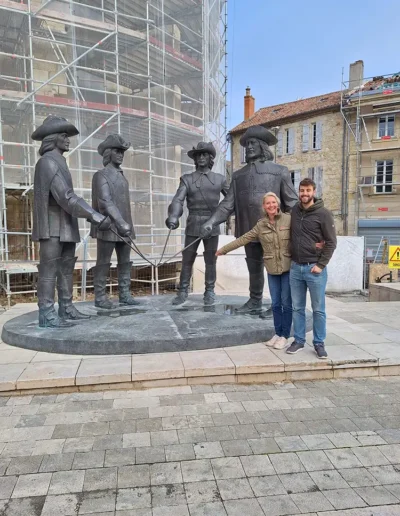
[37,260,74,328]
[235,257,264,314]
[172,252,197,305]
[203,250,217,306]
[93,263,113,309]
[118,262,140,305]
[58,256,90,320]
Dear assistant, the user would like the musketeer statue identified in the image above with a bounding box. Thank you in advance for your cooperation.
[166,142,228,306]
[200,126,298,314]
[91,134,139,309]
[31,115,111,328]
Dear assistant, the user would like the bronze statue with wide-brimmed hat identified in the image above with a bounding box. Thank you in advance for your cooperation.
[31,115,111,328]
[90,134,139,309]
[200,125,298,314]
[166,141,229,306]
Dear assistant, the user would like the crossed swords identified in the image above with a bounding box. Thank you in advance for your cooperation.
[109,227,201,268]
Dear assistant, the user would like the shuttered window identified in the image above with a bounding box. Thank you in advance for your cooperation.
[311,121,323,150]
[308,166,323,197]
[290,169,301,191]
[277,130,283,157]
[302,124,309,152]
[240,145,246,164]
[285,128,295,155]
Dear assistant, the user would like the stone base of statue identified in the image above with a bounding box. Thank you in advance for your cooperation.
[1,295,312,355]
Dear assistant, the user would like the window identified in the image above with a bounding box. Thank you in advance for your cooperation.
[285,128,295,154]
[375,160,393,193]
[290,170,301,191]
[311,123,317,149]
[308,166,323,197]
[378,115,395,138]
[304,122,322,151]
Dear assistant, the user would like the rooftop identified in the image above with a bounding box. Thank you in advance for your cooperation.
[230,90,341,134]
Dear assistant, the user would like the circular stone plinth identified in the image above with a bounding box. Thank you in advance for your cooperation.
[1,295,312,355]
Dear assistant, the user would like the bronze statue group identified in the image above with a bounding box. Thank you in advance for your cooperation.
[32,116,336,358]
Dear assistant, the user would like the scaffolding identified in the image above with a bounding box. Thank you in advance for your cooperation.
[340,70,400,234]
[0,0,228,303]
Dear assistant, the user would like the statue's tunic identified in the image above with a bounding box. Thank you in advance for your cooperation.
[208,161,298,237]
[168,170,229,237]
[90,164,134,242]
[32,149,86,242]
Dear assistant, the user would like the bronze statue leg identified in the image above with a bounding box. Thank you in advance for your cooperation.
[172,235,201,305]
[115,242,139,305]
[57,243,90,321]
[37,238,74,328]
[236,242,265,314]
[203,235,219,305]
[93,239,115,309]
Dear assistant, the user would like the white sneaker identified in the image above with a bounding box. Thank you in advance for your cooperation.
[274,337,288,350]
[265,334,279,347]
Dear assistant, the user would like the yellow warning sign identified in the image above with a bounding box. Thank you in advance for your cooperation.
[389,246,400,269]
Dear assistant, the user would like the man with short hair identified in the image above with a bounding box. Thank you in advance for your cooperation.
[287,178,337,358]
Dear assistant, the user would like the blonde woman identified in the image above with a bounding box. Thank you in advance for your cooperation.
[216,192,292,350]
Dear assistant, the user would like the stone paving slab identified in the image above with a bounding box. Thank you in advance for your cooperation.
[0,299,399,392]
[2,376,400,512]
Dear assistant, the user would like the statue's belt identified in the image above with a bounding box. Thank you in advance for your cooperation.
[189,209,212,216]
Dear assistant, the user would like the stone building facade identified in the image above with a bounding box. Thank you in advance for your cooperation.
[229,89,345,234]
[342,63,400,255]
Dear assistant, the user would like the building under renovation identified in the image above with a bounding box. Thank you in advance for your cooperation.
[0,0,227,303]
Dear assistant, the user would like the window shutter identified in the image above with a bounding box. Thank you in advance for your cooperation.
[315,166,323,197]
[302,124,309,152]
[315,121,323,150]
[288,128,295,155]
[308,167,314,179]
[294,169,301,191]
[240,145,246,163]
[277,130,283,157]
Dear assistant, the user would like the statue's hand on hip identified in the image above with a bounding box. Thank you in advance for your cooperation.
[200,223,213,239]
[166,217,179,230]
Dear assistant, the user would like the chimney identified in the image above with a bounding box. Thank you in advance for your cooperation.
[244,86,255,120]
[349,60,364,90]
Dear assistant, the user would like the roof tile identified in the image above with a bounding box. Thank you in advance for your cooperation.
[230,91,341,134]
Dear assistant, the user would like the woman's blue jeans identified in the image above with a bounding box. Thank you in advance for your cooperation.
[267,271,292,338]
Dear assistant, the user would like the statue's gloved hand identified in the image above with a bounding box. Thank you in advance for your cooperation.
[166,217,179,230]
[90,212,111,231]
[117,222,133,238]
[97,216,111,232]
[200,223,213,239]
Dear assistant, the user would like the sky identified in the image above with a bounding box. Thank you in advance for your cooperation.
[227,0,400,131]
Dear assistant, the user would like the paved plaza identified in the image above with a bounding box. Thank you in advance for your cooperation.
[1,295,400,513]
[1,377,400,514]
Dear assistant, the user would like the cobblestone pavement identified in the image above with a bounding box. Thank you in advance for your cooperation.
[2,378,400,514]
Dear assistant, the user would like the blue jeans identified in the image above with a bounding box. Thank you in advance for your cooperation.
[289,262,328,347]
[267,271,292,339]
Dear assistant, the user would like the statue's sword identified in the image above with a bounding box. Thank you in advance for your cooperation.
[157,236,201,267]
[109,227,156,267]
[158,229,171,266]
